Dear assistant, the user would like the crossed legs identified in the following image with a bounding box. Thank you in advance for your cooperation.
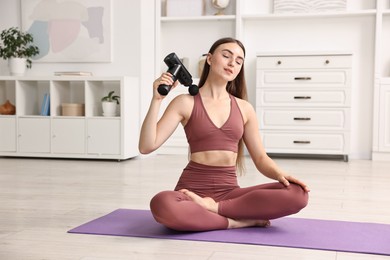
[150,182,308,231]
[179,189,271,229]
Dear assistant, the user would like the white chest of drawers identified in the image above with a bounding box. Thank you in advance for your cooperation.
[256,53,352,161]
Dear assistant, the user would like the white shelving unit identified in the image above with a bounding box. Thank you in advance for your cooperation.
[0,76,139,160]
[155,0,387,160]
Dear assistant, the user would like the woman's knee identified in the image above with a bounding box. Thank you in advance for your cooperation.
[287,183,309,212]
[150,191,175,214]
[150,190,188,223]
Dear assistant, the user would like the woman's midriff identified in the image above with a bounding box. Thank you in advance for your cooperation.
[190,150,237,167]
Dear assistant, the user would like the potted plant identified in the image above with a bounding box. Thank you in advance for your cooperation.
[101,90,120,117]
[0,27,40,76]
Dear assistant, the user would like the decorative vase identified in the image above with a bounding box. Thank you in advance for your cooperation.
[0,100,16,115]
[102,101,117,117]
[8,57,27,76]
[211,0,230,15]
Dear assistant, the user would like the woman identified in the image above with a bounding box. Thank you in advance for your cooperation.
[139,37,309,231]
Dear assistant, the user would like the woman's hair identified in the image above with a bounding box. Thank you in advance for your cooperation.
[198,37,248,175]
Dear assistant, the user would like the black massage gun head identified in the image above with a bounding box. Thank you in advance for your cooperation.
[157,52,199,96]
[188,84,199,96]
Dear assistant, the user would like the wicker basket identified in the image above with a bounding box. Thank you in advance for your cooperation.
[62,103,84,116]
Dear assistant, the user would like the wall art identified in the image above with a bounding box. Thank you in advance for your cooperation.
[21,0,111,62]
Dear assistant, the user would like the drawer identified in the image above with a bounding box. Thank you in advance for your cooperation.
[257,89,351,107]
[261,131,348,154]
[257,109,350,130]
[256,55,352,69]
[257,70,350,88]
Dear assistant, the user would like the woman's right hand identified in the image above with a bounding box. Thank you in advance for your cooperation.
[153,72,180,99]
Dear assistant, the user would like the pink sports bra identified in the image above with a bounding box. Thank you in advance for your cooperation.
[184,93,244,153]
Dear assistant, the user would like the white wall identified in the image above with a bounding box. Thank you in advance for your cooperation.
[0,0,141,77]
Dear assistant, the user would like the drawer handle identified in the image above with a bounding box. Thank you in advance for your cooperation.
[325,60,330,64]
[277,60,282,65]
[294,77,312,80]
[294,96,311,99]
[294,117,311,121]
[293,140,311,144]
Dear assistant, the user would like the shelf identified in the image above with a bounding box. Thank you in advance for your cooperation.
[242,10,377,21]
[18,115,50,118]
[0,76,139,160]
[162,10,377,22]
[0,115,16,118]
[161,15,235,22]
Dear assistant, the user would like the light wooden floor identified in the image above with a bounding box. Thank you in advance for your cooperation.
[1,154,390,260]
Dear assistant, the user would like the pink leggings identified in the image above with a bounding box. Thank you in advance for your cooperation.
[150,161,308,231]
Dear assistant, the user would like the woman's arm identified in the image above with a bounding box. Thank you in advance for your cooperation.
[138,73,182,154]
[241,100,310,192]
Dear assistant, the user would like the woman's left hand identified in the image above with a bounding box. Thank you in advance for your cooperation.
[278,174,310,192]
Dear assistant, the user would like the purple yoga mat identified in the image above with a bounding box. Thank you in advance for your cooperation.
[68,209,390,255]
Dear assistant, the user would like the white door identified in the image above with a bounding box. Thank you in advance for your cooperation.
[87,118,120,155]
[52,118,85,154]
[18,117,50,153]
[0,117,16,152]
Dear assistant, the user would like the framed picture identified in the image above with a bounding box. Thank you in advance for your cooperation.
[21,0,111,62]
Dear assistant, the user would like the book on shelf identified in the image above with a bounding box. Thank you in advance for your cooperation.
[54,71,93,76]
[40,93,50,116]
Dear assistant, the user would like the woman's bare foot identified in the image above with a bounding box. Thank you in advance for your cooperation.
[179,189,270,229]
[227,218,271,229]
[179,189,218,213]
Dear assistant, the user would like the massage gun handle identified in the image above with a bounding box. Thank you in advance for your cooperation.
[157,64,181,96]
[157,84,172,96]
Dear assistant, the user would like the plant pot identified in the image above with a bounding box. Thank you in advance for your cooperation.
[102,101,117,117]
[8,57,26,76]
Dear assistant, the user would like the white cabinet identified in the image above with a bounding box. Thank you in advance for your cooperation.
[0,117,16,152]
[52,118,85,154]
[18,117,51,153]
[0,76,139,160]
[87,118,121,155]
[256,53,352,160]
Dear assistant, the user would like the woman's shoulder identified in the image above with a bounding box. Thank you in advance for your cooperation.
[233,96,256,123]
[171,93,195,104]
[233,96,254,111]
[168,94,195,123]
[167,93,195,113]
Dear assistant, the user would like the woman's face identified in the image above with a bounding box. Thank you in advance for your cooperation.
[207,42,244,82]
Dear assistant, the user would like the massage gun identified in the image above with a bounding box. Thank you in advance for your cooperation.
[158,52,199,96]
